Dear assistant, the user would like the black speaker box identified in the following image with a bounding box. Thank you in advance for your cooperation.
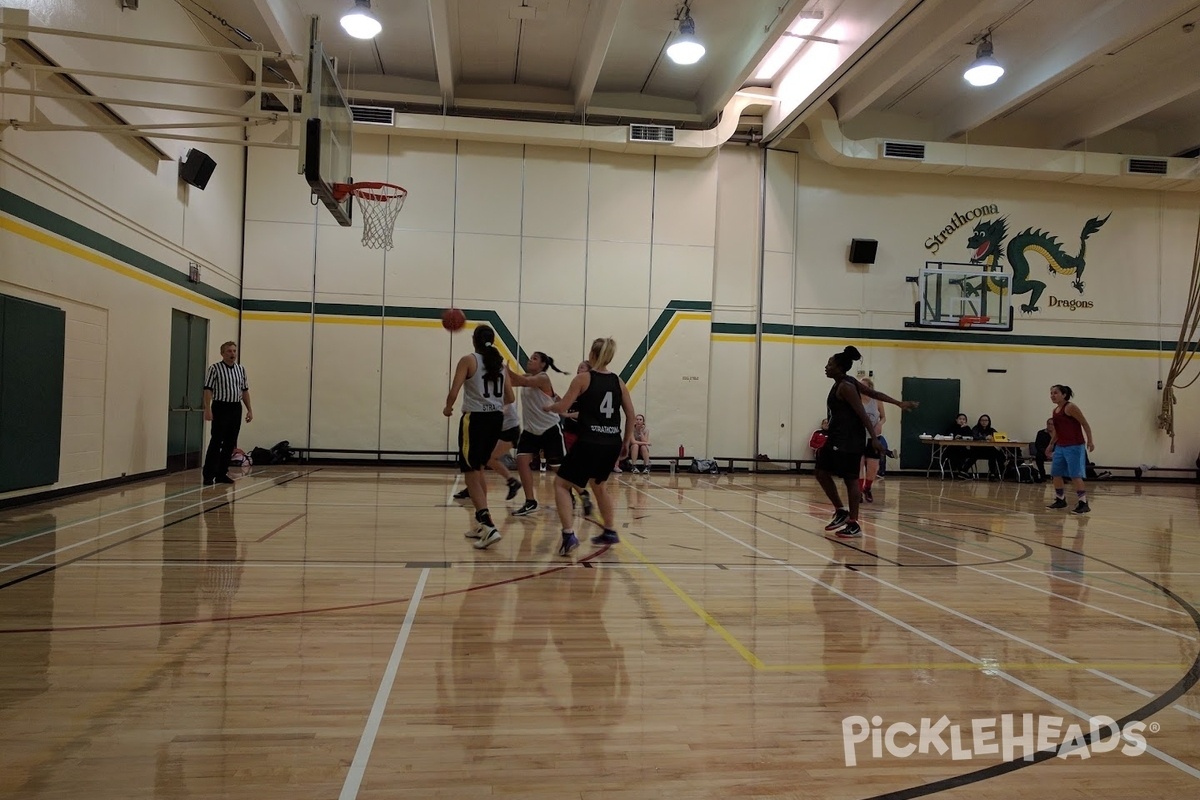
[179,149,217,190]
[848,238,878,264]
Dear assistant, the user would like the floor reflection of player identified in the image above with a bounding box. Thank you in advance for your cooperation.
[1041,513,1088,642]
[549,566,629,756]
[435,563,506,758]
[197,485,246,618]
[812,551,881,710]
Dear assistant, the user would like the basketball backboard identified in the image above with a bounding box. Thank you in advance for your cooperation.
[299,19,353,226]
[908,262,1013,331]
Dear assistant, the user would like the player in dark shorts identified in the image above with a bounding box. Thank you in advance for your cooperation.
[504,351,568,516]
[547,338,635,556]
[816,346,884,538]
[443,324,514,549]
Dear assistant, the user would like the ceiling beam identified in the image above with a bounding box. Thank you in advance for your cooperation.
[1159,116,1200,157]
[571,0,624,116]
[1050,54,1200,148]
[427,0,457,109]
[932,0,1199,141]
[834,0,991,122]
[694,0,807,121]
[250,0,307,83]
[761,0,920,144]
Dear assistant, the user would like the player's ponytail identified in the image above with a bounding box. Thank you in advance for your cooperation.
[536,352,567,374]
[473,325,502,381]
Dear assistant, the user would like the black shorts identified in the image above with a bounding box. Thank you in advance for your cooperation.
[499,425,520,445]
[458,411,503,472]
[816,445,863,481]
[517,426,566,460]
[557,440,623,488]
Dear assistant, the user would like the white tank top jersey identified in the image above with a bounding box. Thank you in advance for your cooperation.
[502,402,520,430]
[521,384,559,435]
[863,396,880,429]
[462,353,505,413]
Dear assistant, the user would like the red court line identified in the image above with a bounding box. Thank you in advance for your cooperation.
[0,544,613,634]
[256,513,306,543]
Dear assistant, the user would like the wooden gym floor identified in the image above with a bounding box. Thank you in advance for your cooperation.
[0,467,1198,799]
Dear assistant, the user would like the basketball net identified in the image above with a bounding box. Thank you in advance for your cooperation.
[337,182,407,250]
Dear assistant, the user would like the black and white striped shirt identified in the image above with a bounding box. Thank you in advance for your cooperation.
[204,361,248,403]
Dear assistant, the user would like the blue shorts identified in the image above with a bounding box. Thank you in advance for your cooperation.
[1051,444,1087,479]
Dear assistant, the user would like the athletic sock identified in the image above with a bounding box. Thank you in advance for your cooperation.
[1076,491,1087,503]
[475,509,494,527]
[863,480,873,491]
[1055,489,1065,500]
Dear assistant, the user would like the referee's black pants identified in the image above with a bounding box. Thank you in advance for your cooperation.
[203,401,242,482]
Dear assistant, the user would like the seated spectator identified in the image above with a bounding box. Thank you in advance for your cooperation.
[972,414,1006,480]
[1033,418,1053,482]
[945,413,975,477]
[630,414,651,473]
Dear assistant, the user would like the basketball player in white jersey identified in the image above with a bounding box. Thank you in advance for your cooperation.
[443,324,514,549]
[505,351,568,516]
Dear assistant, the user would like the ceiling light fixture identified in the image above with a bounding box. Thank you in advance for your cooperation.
[666,8,705,65]
[963,34,1004,87]
[754,10,827,80]
[341,0,382,40]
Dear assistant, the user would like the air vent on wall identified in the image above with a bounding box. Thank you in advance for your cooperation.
[1124,157,1168,176]
[881,141,926,160]
[350,105,395,126]
[629,123,675,143]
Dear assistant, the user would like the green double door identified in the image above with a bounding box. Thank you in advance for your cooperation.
[898,377,961,471]
[167,310,208,472]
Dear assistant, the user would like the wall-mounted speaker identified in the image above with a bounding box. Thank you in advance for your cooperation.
[179,149,217,190]
[848,238,878,265]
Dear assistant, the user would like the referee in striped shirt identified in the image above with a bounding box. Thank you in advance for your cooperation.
[202,341,253,485]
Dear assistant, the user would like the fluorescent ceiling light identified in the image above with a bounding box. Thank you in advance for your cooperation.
[666,11,705,65]
[754,10,825,80]
[341,0,382,40]
[964,36,1004,86]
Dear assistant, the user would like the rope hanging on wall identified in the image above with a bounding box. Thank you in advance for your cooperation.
[1157,212,1200,452]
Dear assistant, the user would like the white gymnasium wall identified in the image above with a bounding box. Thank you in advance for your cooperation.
[708,146,763,459]
[242,134,719,458]
[0,2,247,500]
[771,148,1200,469]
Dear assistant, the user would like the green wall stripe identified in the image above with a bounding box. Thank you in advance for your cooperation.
[712,320,1193,352]
[0,188,239,309]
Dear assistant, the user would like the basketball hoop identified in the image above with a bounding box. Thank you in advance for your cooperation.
[958,315,990,328]
[333,182,407,250]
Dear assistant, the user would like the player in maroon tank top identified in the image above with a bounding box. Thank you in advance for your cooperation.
[1045,384,1095,514]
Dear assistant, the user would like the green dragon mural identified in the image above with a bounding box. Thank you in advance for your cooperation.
[961,213,1111,313]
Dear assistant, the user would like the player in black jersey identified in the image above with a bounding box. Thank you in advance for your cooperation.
[817,346,916,537]
[548,337,635,556]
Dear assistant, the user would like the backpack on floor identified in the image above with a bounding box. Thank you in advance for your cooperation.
[251,446,275,465]
[689,458,721,475]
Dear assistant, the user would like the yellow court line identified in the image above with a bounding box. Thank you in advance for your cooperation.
[627,312,711,389]
[617,543,1192,677]
[620,540,765,669]
[0,215,236,316]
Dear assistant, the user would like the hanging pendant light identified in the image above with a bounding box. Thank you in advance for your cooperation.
[963,34,1004,87]
[666,9,705,65]
[341,0,382,40]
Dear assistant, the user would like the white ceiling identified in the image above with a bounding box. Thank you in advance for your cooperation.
[184,0,1200,157]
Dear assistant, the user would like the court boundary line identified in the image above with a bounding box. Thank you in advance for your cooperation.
[339,567,429,800]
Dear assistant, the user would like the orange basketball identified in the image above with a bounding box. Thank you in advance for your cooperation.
[441,307,466,332]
